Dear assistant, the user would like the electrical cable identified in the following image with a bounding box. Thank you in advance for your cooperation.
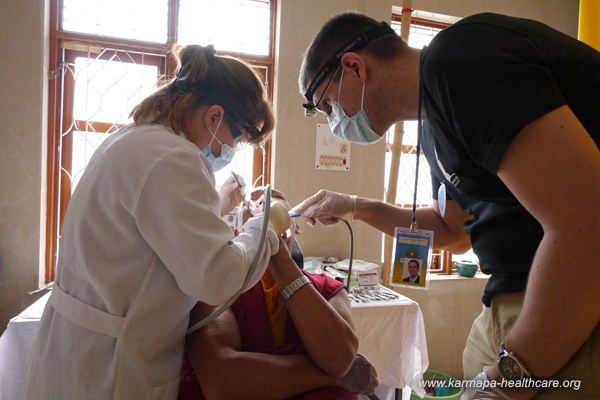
[186,184,272,336]
[340,218,381,400]
[340,218,353,291]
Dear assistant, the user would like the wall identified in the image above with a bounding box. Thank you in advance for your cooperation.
[0,0,49,333]
[0,0,579,339]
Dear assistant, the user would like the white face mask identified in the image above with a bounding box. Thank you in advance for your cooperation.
[201,118,235,171]
[327,70,384,144]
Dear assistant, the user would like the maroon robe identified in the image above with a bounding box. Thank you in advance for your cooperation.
[179,272,358,399]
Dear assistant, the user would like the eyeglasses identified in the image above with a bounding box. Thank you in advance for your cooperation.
[199,95,262,140]
[226,114,244,141]
[302,21,396,117]
[303,66,341,118]
[225,108,262,140]
[225,115,252,153]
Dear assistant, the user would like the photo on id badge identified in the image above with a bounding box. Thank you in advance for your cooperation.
[390,227,433,288]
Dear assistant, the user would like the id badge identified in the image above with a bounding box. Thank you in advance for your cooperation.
[390,227,434,289]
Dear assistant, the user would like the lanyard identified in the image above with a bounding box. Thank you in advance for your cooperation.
[410,47,427,232]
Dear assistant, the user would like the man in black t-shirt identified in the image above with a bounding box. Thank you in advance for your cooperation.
[293,11,600,400]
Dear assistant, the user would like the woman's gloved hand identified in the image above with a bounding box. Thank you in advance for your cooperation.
[233,215,280,290]
[290,190,357,226]
[241,215,280,254]
[338,353,379,395]
[218,174,245,216]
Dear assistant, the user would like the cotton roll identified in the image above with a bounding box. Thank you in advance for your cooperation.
[269,202,292,236]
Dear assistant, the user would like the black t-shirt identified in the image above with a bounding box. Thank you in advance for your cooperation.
[421,13,600,306]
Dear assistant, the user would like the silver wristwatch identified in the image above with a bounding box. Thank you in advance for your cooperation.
[281,275,311,301]
[497,342,534,381]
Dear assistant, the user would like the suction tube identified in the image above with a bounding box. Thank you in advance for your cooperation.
[186,184,272,335]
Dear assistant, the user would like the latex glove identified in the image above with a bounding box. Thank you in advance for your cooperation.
[232,215,280,290]
[218,175,245,216]
[339,353,379,395]
[461,370,513,400]
[290,190,357,226]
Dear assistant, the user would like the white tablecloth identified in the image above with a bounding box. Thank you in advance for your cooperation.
[0,288,427,400]
[0,292,50,400]
[351,287,428,399]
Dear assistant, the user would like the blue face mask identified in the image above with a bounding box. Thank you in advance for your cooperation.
[327,70,384,144]
[201,118,235,172]
[202,142,235,171]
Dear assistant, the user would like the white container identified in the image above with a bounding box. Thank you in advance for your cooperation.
[330,259,380,287]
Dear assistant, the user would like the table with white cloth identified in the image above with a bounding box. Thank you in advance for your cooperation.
[0,292,51,400]
[351,286,429,400]
[0,287,428,400]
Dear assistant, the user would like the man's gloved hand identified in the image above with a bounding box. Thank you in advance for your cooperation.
[290,190,357,226]
[461,370,512,400]
[339,353,379,395]
[218,174,245,216]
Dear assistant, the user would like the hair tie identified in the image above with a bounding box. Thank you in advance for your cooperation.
[203,44,216,62]
[175,63,190,80]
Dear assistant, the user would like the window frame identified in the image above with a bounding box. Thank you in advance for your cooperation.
[45,0,277,283]
[389,12,462,274]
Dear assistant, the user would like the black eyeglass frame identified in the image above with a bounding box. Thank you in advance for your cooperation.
[302,21,397,117]
[199,95,262,140]
[224,114,244,141]
[307,65,342,117]
[224,109,261,140]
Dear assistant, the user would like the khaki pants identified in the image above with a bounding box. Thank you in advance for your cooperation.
[463,292,600,399]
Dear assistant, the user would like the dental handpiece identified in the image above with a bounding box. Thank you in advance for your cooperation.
[187,184,273,336]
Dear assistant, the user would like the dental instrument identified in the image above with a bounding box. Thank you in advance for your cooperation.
[231,171,253,212]
[187,184,273,335]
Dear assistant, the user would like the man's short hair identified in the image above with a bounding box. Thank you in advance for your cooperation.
[299,11,406,95]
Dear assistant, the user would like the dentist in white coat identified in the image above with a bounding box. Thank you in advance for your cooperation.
[22,44,279,400]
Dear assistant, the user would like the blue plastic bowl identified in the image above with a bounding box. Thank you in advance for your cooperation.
[455,261,478,277]
[410,369,464,399]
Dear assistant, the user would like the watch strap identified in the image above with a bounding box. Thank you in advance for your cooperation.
[499,342,533,379]
[281,275,311,302]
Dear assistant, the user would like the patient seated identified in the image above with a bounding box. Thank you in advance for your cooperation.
[178,190,378,399]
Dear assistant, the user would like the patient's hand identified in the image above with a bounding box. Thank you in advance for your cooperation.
[339,353,379,394]
[267,237,294,270]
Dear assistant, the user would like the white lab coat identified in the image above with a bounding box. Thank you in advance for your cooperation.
[22,124,269,399]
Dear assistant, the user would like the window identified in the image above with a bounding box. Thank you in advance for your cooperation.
[45,0,277,282]
[386,14,447,208]
[386,11,475,274]
[178,0,271,55]
[62,0,170,42]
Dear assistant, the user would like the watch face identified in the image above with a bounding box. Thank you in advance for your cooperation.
[498,355,524,381]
